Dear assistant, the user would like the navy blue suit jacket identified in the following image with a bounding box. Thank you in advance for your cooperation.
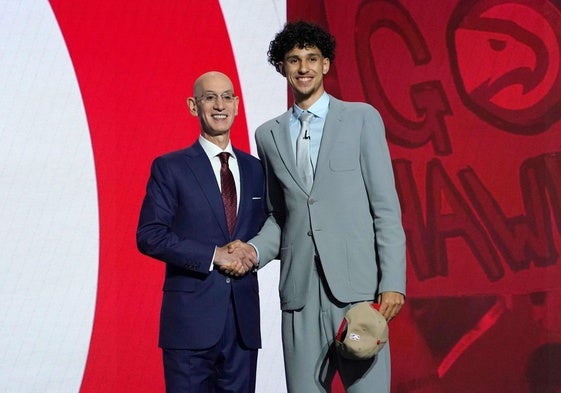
[137,141,267,350]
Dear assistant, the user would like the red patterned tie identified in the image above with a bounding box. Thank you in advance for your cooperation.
[218,152,237,236]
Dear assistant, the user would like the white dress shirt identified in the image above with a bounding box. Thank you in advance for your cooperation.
[198,135,240,211]
[198,135,241,270]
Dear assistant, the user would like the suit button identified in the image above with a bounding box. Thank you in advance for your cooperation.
[307,231,312,236]
[308,198,316,204]
[226,277,231,283]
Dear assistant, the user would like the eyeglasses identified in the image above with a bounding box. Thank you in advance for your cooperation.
[196,92,236,104]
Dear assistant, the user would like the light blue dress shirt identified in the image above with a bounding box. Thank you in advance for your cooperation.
[291,92,330,171]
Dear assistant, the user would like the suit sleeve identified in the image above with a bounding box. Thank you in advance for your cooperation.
[136,157,215,274]
[249,128,282,268]
[360,106,407,295]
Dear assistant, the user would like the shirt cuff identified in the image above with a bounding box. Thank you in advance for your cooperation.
[210,246,217,271]
[248,242,260,268]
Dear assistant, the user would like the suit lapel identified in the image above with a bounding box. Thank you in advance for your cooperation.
[185,142,230,239]
[313,97,343,188]
[270,110,312,193]
[234,150,249,236]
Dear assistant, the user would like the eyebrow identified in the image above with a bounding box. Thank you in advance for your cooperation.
[285,53,321,60]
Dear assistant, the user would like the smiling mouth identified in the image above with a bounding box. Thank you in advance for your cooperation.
[295,77,316,88]
[212,114,228,120]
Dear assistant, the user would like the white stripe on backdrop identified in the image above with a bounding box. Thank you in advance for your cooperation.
[219,1,287,392]
[0,1,98,392]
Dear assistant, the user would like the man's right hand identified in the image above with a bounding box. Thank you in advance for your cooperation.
[214,241,257,276]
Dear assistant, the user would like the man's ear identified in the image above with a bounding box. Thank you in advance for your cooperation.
[187,97,198,116]
[322,57,330,75]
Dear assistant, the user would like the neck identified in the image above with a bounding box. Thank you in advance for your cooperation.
[201,132,230,150]
[293,90,325,110]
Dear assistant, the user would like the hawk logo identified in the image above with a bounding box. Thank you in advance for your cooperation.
[448,0,561,134]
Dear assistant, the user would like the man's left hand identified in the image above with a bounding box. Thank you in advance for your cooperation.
[377,291,405,322]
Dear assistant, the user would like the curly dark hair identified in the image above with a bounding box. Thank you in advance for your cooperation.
[267,21,336,73]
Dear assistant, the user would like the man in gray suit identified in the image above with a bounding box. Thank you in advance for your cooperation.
[231,21,406,392]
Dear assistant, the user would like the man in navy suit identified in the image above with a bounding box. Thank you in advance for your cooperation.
[137,71,267,393]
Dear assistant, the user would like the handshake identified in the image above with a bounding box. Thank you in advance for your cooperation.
[214,240,257,277]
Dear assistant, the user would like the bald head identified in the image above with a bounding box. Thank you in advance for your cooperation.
[193,71,234,97]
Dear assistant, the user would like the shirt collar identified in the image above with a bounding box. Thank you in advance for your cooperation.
[198,135,236,160]
[292,92,330,121]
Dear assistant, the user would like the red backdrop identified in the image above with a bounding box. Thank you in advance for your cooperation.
[48,0,561,392]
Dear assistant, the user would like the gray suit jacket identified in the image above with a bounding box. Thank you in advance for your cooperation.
[251,96,406,311]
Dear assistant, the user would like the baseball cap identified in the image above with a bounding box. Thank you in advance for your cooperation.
[335,302,388,360]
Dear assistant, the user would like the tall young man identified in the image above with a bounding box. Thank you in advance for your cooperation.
[233,22,406,392]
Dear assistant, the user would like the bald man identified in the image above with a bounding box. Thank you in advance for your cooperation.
[137,71,267,392]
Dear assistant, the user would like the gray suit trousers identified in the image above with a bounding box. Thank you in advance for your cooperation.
[281,259,391,393]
